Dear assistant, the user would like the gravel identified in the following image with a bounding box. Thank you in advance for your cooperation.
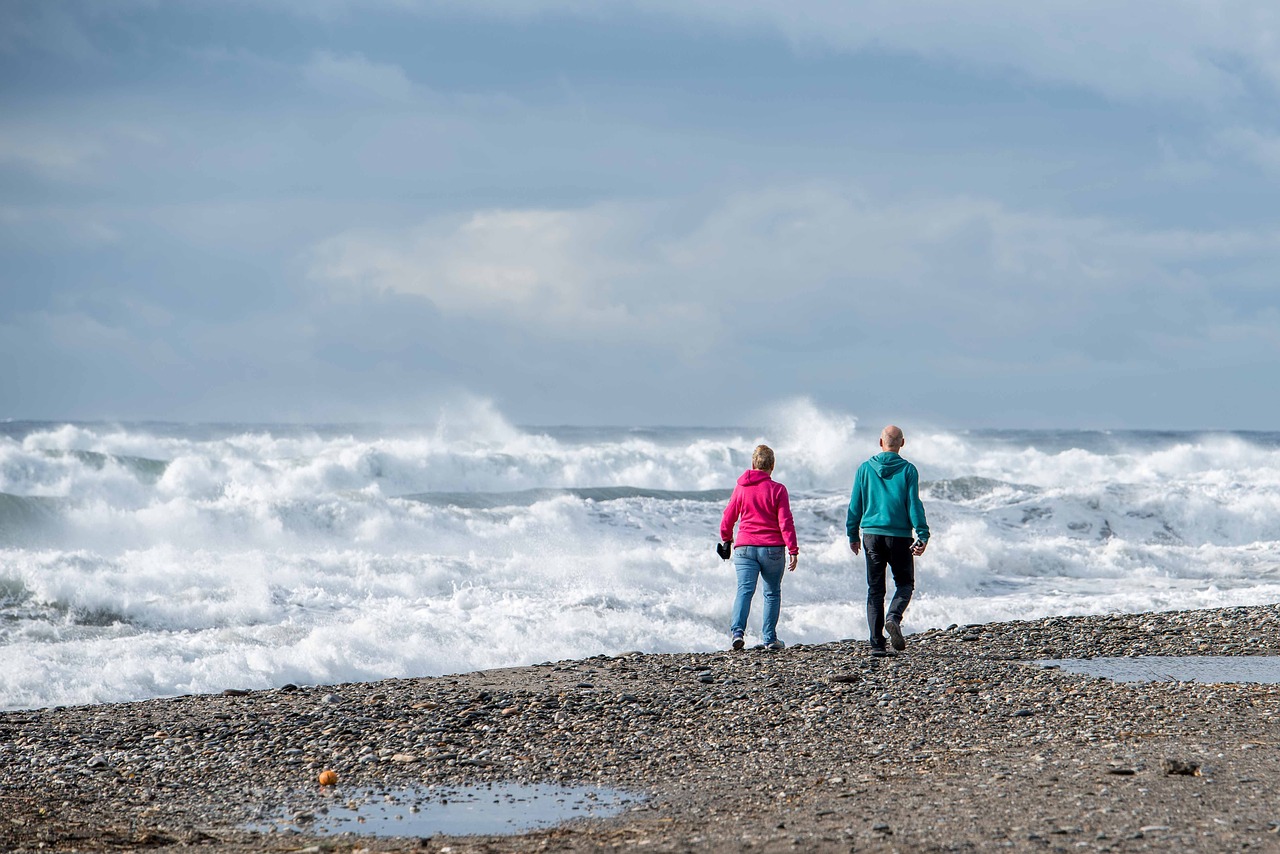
[5,603,1280,852]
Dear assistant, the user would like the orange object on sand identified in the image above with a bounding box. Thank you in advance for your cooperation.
[318,769,338,786]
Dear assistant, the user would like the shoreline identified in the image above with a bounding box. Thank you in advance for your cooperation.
[5,603,1280,852]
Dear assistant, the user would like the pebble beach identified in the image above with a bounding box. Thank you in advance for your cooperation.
[5,603,1280,852]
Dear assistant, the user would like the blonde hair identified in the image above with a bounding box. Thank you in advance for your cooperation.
[752,444,775,471]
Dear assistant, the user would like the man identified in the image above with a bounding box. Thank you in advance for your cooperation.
[847,425,930,657]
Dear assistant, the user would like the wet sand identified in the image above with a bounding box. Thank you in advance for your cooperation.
[5,603,1280,852]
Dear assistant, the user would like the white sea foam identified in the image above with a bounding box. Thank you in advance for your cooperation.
[2,409,1279,710]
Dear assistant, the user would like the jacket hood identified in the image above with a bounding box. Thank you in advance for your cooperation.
[737,469,774,487]
[868,452,909,479]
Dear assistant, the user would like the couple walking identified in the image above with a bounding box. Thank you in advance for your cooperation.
[718,425,930,656]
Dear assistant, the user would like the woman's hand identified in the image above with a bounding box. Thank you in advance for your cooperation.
[787,553,798,572]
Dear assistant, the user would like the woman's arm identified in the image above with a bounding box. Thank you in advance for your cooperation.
[776,484,799,556]
[720,486,742,543]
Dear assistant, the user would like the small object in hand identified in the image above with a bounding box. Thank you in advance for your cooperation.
[318,769,339,786]
[716,541,732,560]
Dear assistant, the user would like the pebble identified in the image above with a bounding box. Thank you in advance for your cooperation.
[5,602,1280,853]
[1163,758,1202,776]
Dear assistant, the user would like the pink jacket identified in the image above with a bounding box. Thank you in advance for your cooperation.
[720,469,799,554]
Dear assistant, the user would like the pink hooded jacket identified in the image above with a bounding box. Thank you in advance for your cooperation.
[720,469,799,554]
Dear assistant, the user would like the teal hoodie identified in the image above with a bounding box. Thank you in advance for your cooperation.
[846,452,930,543]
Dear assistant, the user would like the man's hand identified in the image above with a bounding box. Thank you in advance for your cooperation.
[850,539,861,556]
[787,553,799,572]
[911,540,927,557]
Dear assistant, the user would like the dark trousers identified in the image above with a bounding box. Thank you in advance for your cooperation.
[863,534,915,649]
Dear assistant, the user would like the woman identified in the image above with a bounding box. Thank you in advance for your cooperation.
[719,444,799,650]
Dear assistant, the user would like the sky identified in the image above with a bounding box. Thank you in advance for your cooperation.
[2,1,1279,430]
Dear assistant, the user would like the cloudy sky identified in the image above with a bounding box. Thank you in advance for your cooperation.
[3,1,1279,429]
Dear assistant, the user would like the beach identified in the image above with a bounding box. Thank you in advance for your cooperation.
[4,602,1280,852]
[9,5,1280,850]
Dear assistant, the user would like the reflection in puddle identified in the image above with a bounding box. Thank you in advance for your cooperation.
[248,782,640,838]
[1041,656,1280,684]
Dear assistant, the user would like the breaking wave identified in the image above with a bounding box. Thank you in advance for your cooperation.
[2,408,1279,710]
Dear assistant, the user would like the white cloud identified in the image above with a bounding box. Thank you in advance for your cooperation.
[0,2,101,61]
[749,0,1268,104]
[0,120,168,188]
[1147,137,1219,185]
[303,51,417,103]
[309,185,1280,366]
[413,0,1280,106]
[0,127,103,181]
[0,206,120,249]
[1215,127,1280,177]
[10,1,1280,110]
[309,203,691,334]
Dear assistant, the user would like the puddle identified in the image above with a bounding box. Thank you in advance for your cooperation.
[1040,656,1280,684]
[247,782,641,838]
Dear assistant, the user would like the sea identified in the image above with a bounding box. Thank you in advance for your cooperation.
[3,403,1279,712]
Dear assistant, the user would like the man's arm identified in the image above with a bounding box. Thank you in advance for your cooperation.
[846,464,864,554]
[907,464,929,554]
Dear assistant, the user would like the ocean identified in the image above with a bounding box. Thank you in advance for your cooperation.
[3,403,1279,711]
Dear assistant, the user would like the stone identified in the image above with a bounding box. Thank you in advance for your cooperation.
[8,602,1280,852]
[1161,758,1201,776]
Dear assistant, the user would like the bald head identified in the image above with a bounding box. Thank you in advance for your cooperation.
[880,425,904,452]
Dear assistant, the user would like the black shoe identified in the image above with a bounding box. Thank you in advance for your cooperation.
[731,632,744,651]
[885,619,906,652]
[870,646,890,658]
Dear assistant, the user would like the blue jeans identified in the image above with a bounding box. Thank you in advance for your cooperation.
[731,545,785,644]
